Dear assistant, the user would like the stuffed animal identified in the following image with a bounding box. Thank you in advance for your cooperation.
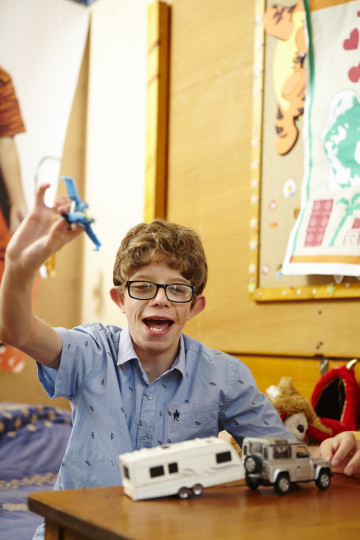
[266,377,332,444]
[311,359,360,436]
[224,361,359,453]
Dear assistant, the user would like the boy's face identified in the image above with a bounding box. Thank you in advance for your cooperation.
[110,261,205,364]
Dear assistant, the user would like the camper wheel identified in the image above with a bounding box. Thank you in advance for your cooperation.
[178,487,190,499]
[192,484,203,496]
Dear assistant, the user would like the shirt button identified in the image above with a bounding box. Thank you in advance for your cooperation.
[142,433,148,440]
[147,393,153,400]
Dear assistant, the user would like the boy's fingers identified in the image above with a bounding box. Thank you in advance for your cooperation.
[322,449,333,463]
[35,183,51,205]
[344,452,360,476]
[51,216,84,243]
[343,441,360,475]
[331,441,352,466]
[56,203,72,215]
[319,439,337,462]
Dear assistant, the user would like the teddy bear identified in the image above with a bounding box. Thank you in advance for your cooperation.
[223,362,359,453]
[266,376,332,444]
[221,376,331,455]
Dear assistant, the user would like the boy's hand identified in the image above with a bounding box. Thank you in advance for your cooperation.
[9,202,28,234]
[319,432,360,476]
[5,183,83,273]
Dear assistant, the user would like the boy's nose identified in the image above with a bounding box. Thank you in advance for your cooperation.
[151,286,169,304]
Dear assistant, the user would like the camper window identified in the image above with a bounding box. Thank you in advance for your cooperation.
[150,465,165,478]
[216,451,232,464]
[168,462,178,474]
[123,466,130,479]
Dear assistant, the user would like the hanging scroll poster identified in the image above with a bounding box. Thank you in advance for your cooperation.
[283,0,360,277]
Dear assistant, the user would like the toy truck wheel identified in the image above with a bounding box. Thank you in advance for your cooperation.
[192,484,203,496]
[315,469,331,490]
[245,476,261,490]
[274,473,290,495]
[244,455,262,474]
[178,487,190,499]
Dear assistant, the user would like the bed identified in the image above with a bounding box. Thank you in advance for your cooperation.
[0,402,72,540]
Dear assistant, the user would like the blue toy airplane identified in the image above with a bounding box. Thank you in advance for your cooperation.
[61,176,101,251]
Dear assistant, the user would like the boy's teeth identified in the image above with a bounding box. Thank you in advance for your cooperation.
[145,318,172,330]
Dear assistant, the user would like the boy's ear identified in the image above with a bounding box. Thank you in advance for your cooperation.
[188,294,206,321]
[110,287,126,313]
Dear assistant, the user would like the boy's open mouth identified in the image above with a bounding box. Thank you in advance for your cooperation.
[143,317,174,331]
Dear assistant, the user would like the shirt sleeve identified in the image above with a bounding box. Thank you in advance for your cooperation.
[220,358,296,447]
[37,324,110,400]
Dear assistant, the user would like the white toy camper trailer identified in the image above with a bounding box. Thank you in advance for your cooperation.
[119,437,244,501]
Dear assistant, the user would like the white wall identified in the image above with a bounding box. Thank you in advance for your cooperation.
[82,0,150,326]
[0,0,90,209]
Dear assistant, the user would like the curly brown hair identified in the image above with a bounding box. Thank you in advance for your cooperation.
[113,219,208,296]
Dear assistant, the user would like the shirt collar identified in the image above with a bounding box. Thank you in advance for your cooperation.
[118,325,186,377]
[118,325,138,366]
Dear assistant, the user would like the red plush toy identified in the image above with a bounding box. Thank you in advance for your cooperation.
[311,359,360,436]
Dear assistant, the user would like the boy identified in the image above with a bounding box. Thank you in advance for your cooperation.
[1,184,295,537]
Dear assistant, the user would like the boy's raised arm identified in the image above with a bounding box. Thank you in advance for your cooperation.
[0,184,83,368]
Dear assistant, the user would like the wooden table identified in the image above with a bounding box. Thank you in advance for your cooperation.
[28,475,360,540]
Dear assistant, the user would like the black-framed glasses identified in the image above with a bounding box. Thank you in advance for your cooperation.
[122,280,196,303]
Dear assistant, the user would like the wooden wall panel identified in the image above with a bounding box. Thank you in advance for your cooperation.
[166,0,360,361]
[145,1,170,221]
[240,355,360,401]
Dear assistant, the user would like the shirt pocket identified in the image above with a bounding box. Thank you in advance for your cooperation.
[165,402,219,444]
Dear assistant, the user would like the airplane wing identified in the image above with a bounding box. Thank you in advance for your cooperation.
[61,176,88,211]
[60,176,101,250]
[84,223,101,251]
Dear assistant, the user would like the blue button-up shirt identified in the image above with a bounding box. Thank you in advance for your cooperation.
[37,323,293,490]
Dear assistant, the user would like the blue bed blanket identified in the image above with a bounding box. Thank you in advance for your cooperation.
[0,402,72,540]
